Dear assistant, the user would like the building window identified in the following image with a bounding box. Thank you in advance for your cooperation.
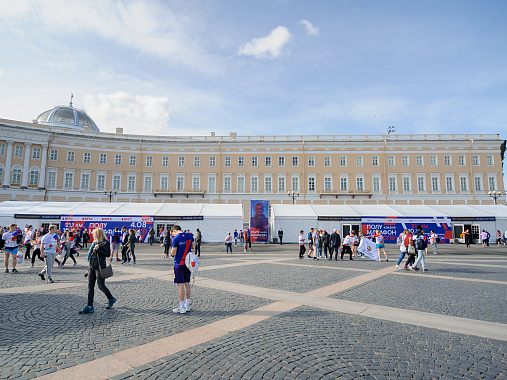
[0,143,5,156]
[430,155,437,166]
[0,166,5,183]
[11,167,21,185]
[389,177,396,191]
[81,173,90,189]
[66,151,75,162]
[324,156,331,167]
[178,157,185,167]
[474,176,482,191]
[459,155,465,166]
[97,174,106,189]
[47,172,57,187]
[264,177,272,191]
[194,157,200,167]
[432,176,440,191]
[161,156,168,167]
[144,176,152,191]
[224,157,231,167]
[416,156,423,166]
[99,153,107,164]
[308,156,315,167]
[340,177,348,191]
[403,177,410,191]
[472,155,480,166]
[115,154,122,165]
[237,177,244,192]
[160,177,168,190]
[446,177,454,191]
[29,168,39,187]
[308,177,315,191]
[32,147,41,159]
[373,177,380,192]
[278,177,285,191]
[224,177,231,191]
[444,155,451,166]
[64,172,74,188]
[460,176,468,191]
[265,157,272,167]
[417,176,425,191]
[238,157,244,167]
[209,156,216,167]
[193,176,201,191]
[292,177,299,191]
[83,152,91,163]
[278,156,285,167]
[340,156,346,166]
[292,156,299,167]
[146,156,152,167]
[388,156,395,166]
[251,177,258,191]
[251,157,258,167]
[176,177,184,191]
[14,146,23,158]
[488,176,497,191]
[208,177,216,192]
[372,156,379,166]
[402,156,409,166]
[356,156,363,167]
[49,149,58,161]
[487,155,494,166]
[130,155,137,166]
[113,175,121,190]
[356,177,364,191]
[128,176,136,191]
[324,177,331,191]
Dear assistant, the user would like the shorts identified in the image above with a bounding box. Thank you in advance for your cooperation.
[4,247,18,255]
[112,243,120,250]
[353,242,359,246]
[376,243,385,249]
[174,265,191,284]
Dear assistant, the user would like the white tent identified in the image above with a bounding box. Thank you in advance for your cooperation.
[271,205,317,243]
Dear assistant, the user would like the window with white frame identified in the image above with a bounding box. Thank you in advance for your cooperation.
[324,156,331,167]
[488,176,497,191]
[340,156,347,166]
[161,156,168,167]
[474,176,482,191]
[144,176,152,191]
[208,176,216,192]
[308,156,315,167]
[389,176,396,191]
[130,155,137,166]
[194,157,200,167]
[264,176,272,191]
[324,176,332,191]
[251,176,258,191]
[356,156,363,167]
[99,153,107,164]
[402,155,409,166]
[251,157,258,167]
[160,176,168,191]
[444,155,451,166]
[487,155,494,166]
[430,155,437,166]
[265,156,271,167]
[237,156,243,167]
[388,155,395,166]
[209,156,216,167]
[113,175,121,190]
[472,155,479,166]
[224,177,231,191]
[81,173,90,189]
[417,176,425,191]
[64,172,74,188]
[0,166,4,184]
[32,147,41,159]
[372,156,379,166]
[224,156,231,167]
[178,156,184,167]
[278,177,285,191]
[29,168,39,187]
[292,156,298,167]
[176,176,184,191]
[416,155,423,166]
[97,174,106,189]
[0,143,5,156]
[373,177,380,192]
[67,151,75,162]
[431,176,440,191]
[340,177,348,191]
[112,154,121,165]
[145,156,152,167]
[308,177,315,191]
[460,176,468,191]
[237,177,244,192]
[356,176,364,191]
[278,156,285,167]
[459,155,465,166]
[83,152,91,163]
[128,176,136,191]
[292,176,299,191]
[14,145,23,158]
[193,176,201,191]
[47,171,57,187]
[446,176,454,191]
[403,176,410,191]
[49,149,58,161]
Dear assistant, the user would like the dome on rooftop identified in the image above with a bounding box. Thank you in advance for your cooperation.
[35,103,100,132]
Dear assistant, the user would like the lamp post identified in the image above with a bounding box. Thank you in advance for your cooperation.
[488,190,503,205]
[104,189,117,203]
[287,190,300,204]
[387,125,396,134]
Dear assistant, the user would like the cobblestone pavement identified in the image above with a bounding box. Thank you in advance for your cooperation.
[116,306,506,380]
[0,243,505,379]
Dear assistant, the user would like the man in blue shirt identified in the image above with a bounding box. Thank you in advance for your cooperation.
[171,224,194,314]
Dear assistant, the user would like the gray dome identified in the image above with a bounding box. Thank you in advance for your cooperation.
[35,105,100,132]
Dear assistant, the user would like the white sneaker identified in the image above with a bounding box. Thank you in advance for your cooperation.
[27,265,34,269]
[185,305,191,312]
[173,307,186,314]
[396,265,401,269]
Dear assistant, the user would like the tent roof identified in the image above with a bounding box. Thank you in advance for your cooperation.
[271,204,317,218]
[349,205,404,217]
[0,201,44,215]
[389,205,448,217]
[467,205,507,217]
[155,203,204,216]
[311,205,361,217]
[111,203,165,215]
[201,204,243,217]
[426,205,492,217]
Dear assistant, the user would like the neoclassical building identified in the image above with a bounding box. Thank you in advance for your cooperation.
[0,103,505,221]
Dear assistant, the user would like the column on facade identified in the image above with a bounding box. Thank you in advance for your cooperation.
[38,144,48,189]
[21,142,32,188]
[2,140,14,187]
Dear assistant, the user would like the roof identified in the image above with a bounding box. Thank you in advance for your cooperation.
[35,105,100,132]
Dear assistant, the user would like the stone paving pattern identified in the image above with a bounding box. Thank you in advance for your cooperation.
[116,306,506,380]
[332,273,507,324]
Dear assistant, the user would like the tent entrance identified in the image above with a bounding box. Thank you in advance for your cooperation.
[342,224,360,237]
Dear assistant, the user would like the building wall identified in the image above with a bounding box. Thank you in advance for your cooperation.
[0,117,505,216]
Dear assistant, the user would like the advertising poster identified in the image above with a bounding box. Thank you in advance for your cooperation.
[60,215,153,243]
[250,200,269,242]
[361,216,452,243]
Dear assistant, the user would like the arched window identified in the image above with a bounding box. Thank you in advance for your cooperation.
[29,167,40,187]
[11,166,22,185]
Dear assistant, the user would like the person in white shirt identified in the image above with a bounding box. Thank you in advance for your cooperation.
[3,223,19,273]
[298,230,306,259]
[341,233,354,260]
[23,226,33,260]
[39,225,61,283]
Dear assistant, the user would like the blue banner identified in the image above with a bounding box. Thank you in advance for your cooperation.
[250,200,269,242]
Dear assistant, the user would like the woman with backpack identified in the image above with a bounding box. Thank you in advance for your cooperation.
[410,230,429,272]
[403,231,417,270]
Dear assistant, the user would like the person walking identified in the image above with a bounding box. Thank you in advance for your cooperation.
[298,230,306,259]
[396,230,409,269]
[246,228,252,251]
[148,227,155,246]
[315,231,322,260]
[23,226,33,260]
[82,230,90,249]
[195,229,202,257]
[464,229,472,248]
[307,228,314,257]
[39,225,61,283]
[278,228,284,245]
[127,229,137,265]
[110,227,122,262]
[410,229,429,272]
[369,229,388,262]
[61,231,78,266]
[170,225,194,314]
[233,230,238,246]
[481,230,490,248]
[225,232,233,253]
[79,228,117,314]
[340,232,353,260]
[429,230,439,254]
[163,231,171,257]
[243,229,249,252]
[403,231,417,270]
[3,223,19,273]
[312,229,319,259]
[497,230,502,245]
[27,230,44,268]
[329,229,341,261]
[322,230,330,259]
[120,226,130,263]
[239,229,244,247]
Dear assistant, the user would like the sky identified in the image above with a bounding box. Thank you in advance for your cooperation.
[0,0,506,141]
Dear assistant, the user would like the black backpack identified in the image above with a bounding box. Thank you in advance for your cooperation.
[414,234,427,250]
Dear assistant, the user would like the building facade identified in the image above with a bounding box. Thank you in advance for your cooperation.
[0,104,505,222]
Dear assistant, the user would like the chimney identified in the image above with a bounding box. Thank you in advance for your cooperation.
[116,127,123,134]
[211,132,215,137]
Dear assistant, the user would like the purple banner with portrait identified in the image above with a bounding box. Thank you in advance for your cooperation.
[250,200,269,242]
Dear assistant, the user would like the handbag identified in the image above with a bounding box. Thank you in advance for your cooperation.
[408,244,416,254]
[95,243,113,279]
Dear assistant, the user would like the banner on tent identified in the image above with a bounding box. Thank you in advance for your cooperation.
[60,215,153,242]
[250,200,269,242]
[15,214,61,219]
[153,216,203,220]
[357,238,378,261]
[361,216,452,243]
[317,216,361,221]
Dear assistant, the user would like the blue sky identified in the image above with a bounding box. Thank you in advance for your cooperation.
[0,0,506,141]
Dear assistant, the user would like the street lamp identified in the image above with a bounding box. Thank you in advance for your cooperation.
[488,190,503,205]
[104,189,117,203]
[387,125,396,134]
[287,190,300,204]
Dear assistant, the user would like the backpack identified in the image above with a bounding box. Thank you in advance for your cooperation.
[185,251,200,279]
[414,234,427,250]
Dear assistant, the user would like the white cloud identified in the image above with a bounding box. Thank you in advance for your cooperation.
[298,20,319,37]
[82,92,170,135]
[238,26,292,59]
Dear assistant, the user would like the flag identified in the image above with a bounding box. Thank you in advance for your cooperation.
[357,238,379,261]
